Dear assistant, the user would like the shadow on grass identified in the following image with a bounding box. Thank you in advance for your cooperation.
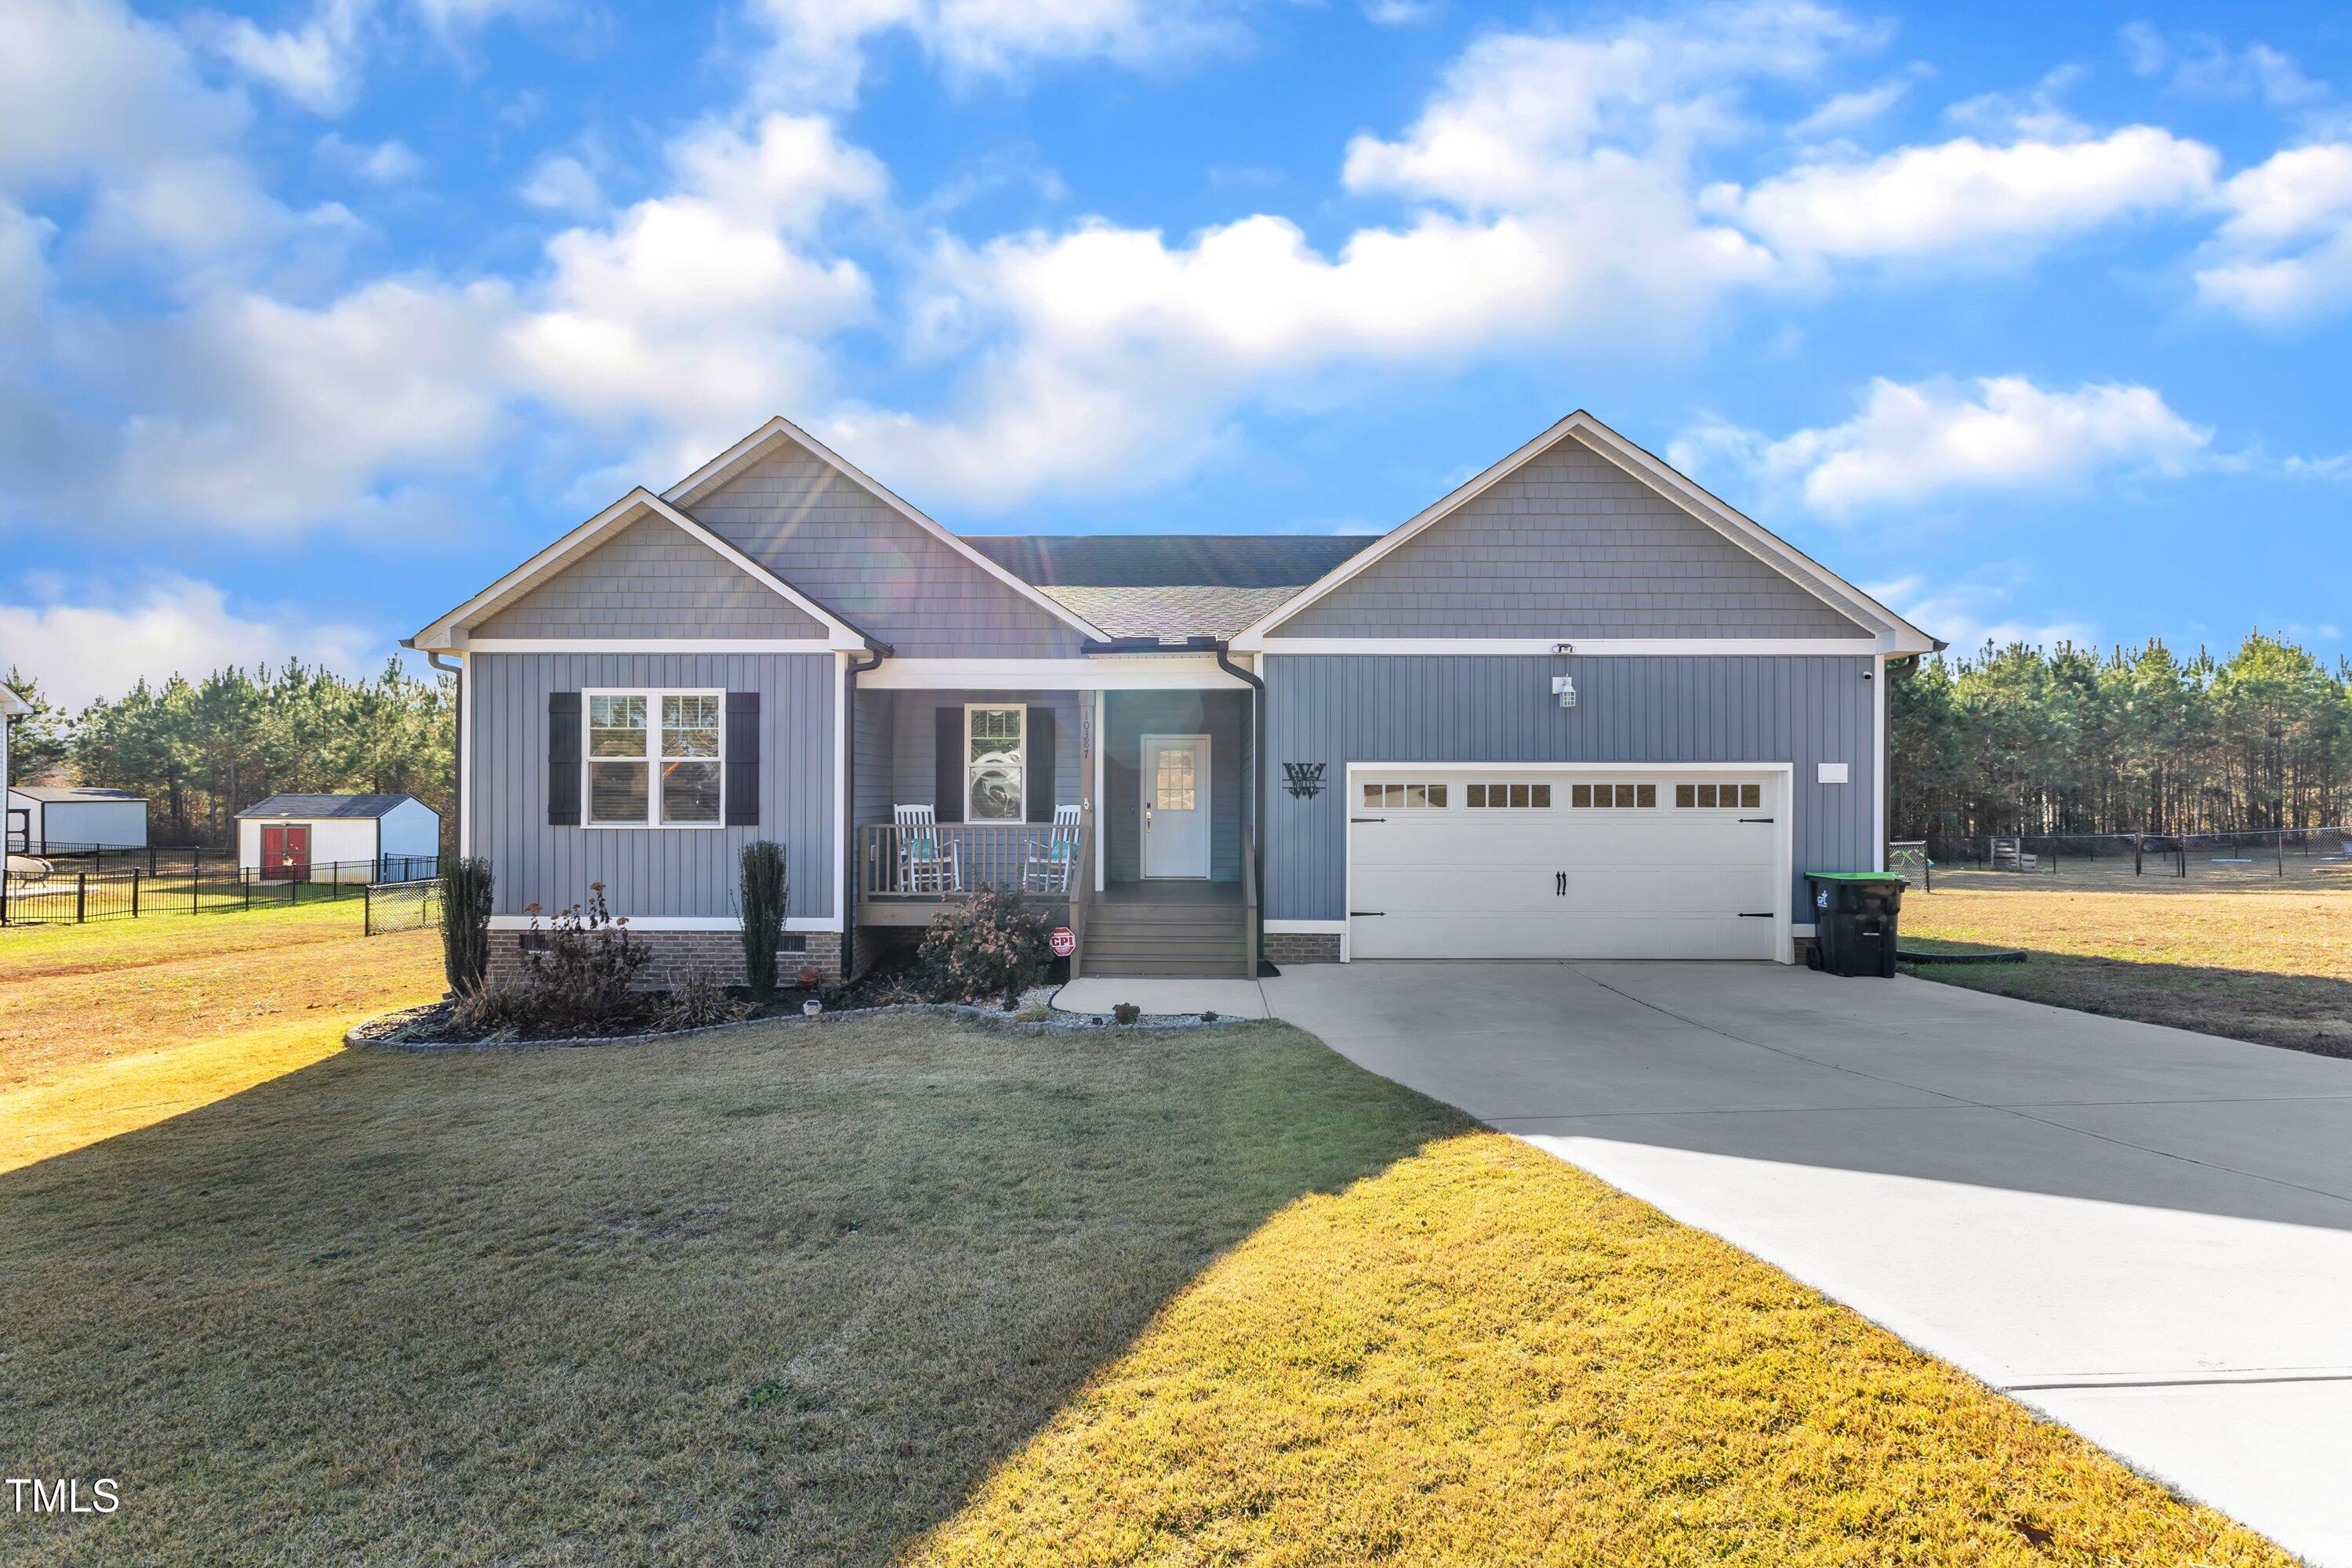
[0,1014,1466,1566]
[1902,946,2352,1061]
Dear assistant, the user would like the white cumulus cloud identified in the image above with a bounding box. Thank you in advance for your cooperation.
[2194,142,2352,323]
[1708,126,2218,264]
[0,576,381,709]
[1671,376,2212,516]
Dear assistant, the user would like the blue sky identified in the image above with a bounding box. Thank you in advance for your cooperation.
[4,0,2350,705]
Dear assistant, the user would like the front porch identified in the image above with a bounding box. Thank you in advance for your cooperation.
[848,682,1258,976]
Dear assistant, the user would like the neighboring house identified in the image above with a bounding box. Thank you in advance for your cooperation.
[235,793,441,883]
[6,786,150,854]
[408,410,1940,985]
[0,683,28,851]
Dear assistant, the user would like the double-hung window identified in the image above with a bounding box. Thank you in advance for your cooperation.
[965,706,1025,821]
[585,689,724,826]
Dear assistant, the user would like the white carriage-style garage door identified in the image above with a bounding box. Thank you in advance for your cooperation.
[1347,766,1788,961]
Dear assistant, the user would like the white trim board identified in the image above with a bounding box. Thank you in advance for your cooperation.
[464,638,841,654]
[660,414,1108,644]
[408,488,869,653]
[1230,412,1940,656]
[1264,919,1346,935]
[858,656,1253,691]
[1255,638,1887,657]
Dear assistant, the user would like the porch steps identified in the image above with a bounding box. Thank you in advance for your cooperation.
[1081,897,1250,978]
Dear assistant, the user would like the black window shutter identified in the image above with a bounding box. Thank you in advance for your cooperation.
[934,706,964,822]
[724,691,760,826]
[1026,706,1055,822]
[546,691,581,826]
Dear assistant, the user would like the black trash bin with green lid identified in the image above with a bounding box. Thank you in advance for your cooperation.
[1804,872,1907,978]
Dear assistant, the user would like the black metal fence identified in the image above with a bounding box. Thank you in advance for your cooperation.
[364,877,443,936]
[1907,826,2352,881]
[1,854,442,926]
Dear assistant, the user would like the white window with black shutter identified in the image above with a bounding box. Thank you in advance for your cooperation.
[547,687,756,828]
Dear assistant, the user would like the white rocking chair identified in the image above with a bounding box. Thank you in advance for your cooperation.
[893,804,960,894]
[1025,804,1083,894]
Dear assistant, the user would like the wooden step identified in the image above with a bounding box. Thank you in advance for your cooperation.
[1087,903,1244,927]
[1083,935,1247,960]
[1083,955,1254,978]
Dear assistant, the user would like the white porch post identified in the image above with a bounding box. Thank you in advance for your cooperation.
[1092,688,1106,892]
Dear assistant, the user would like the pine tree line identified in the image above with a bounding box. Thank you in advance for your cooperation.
[5,660,455,848]
[1891,631,2352,841]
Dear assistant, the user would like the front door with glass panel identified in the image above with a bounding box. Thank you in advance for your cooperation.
[1140,733,1210,878]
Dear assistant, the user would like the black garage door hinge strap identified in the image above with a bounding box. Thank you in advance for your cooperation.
[1350,910,1385,917]
[1737,912,1774,918]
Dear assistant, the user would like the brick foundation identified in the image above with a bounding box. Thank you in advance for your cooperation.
[488,928,841,990]
[1264,931,1342,964]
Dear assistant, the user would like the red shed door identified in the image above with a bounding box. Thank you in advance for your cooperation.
[263,825,310,880]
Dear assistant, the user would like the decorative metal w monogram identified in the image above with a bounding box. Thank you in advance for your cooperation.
[1282,762,1327,800]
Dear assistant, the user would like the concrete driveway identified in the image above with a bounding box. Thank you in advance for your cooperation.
[1261,960,2352,1566]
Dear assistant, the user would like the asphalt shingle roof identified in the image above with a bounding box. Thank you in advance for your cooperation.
[9,786,146,802]
[962,533,1375,641]
[234,793,426,820]
[964,534,1374,589]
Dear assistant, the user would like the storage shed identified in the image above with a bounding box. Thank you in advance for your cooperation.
[7,786,150,853]
[236,793,441,882]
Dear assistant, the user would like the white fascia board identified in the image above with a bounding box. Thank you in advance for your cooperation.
[1254,637,1884,657]
[409,488,867,652]
[0,686,30,718]
[858,656,1251,691]
[1350,760,1795,775]
[1263,920,1347,935]
[464,639,842,654]
[1231,411,1941,656]
[660,415,1109,644]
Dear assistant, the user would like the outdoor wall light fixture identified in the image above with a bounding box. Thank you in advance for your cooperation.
[1552,643,1577,709]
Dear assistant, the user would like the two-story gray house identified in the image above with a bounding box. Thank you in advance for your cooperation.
[407,410,1940,984]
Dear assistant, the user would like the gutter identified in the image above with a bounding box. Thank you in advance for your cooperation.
[1212,640,1267,978]
[842,636,892,976]
[423,649,463,861]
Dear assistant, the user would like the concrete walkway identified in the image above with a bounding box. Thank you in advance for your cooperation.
[1261,960,2352,1566]
[1051,976,1270,1018]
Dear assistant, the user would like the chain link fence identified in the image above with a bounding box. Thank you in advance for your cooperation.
[364,877,443,936]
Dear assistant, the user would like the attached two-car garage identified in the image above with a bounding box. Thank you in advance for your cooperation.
[1346,765,1789,961]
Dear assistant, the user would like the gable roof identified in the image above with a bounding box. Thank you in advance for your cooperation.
[10,785,143,803]
[1231,411,1943,655]
[408,488,870,652]
[664,416,1107,644]
[236,793,430,820]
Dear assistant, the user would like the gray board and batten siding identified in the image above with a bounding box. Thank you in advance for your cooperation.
[471,652,837,922]
[681,441,1091,657]
[1103,689,1250,884]
[1267,437,1868,639]
[474,514,826,639]
[1261,653,1875,924]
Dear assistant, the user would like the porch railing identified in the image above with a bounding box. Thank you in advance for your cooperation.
[857,820,1087,903]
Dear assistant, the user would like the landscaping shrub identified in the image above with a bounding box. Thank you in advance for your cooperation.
[914,884,1051,1004]
[446,979,532,1038]
[737,842,789,1003]
[654,969,746,1031]
[439,856,495,996]
[510,884,648,1033]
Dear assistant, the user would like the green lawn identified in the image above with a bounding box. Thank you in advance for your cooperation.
[1901,876,2352,1057]
[1,1014,2290,1566]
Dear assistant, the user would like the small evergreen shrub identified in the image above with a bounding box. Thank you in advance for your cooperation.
[737,842,789,1003]
[915,884,1051,1005]
[439,856,495,996]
